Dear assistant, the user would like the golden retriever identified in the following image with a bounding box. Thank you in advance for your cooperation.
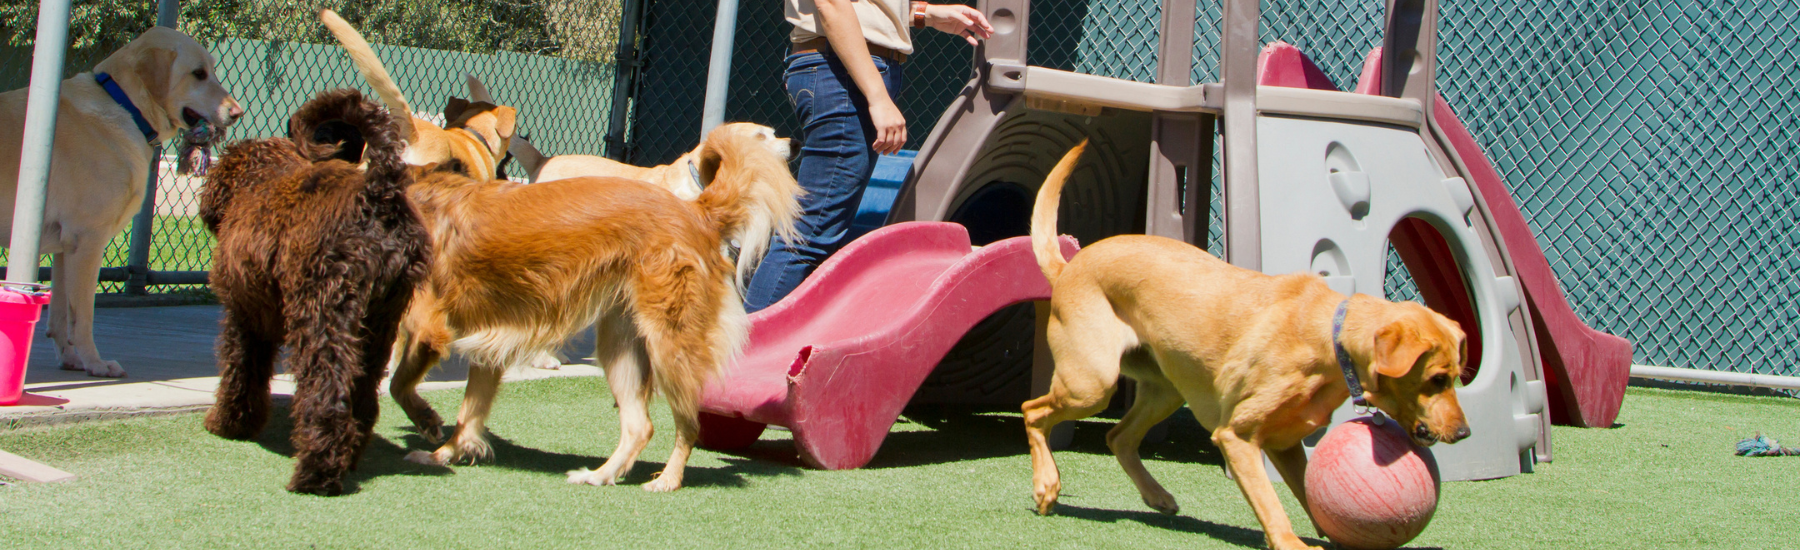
[389,122,801,492]
[504,123,793,371]
[1025,141,1471,550]
[0,26,242,377]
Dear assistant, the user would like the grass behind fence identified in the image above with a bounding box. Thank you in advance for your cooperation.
[0,382,1794,548]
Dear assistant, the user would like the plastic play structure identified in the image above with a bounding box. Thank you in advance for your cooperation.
[699,223,1077,469]
[699,0,1631,480]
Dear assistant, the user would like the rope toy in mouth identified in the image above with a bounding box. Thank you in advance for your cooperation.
[177,119,225,176]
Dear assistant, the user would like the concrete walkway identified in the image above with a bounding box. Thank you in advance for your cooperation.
[1,304,600,428]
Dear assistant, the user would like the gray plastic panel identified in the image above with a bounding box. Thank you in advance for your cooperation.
[1257,114,1544,481]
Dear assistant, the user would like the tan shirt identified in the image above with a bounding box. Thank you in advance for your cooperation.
[786,0,914,55]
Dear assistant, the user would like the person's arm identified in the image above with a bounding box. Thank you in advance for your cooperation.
[814,0,907,154]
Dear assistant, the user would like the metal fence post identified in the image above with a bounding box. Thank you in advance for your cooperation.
[605,0,645,162]
[700,0,740,135]
[123,0,181,295]
[5,0,73,285]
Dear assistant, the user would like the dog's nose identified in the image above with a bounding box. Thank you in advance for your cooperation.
[227,100,244,122]
[1449,424,1471,443]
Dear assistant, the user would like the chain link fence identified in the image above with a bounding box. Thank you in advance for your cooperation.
[2,1,623,295]
[1194,0,1798,378]
[628,1,1796,379]
[7,1,1792,378]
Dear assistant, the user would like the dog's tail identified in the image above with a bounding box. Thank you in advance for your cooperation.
[692,127,804,289]
[1031,139,1087,282]
[506,133,547,182]
[320,9,415,144]
[289,89,410,196]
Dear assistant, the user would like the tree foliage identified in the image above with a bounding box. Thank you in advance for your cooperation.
[0,0,620,62]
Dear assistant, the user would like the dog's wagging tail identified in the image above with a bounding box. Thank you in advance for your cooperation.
[1030,138,1089,281]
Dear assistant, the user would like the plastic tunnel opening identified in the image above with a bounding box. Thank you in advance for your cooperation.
[1387,217,1483,384]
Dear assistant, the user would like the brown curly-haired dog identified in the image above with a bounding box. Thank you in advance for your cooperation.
[199,89,430,496]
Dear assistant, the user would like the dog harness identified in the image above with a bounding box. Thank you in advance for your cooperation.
[94,73,159,143]
[1333,299,1372,408]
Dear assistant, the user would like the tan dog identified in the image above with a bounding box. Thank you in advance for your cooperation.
[1025,141,1472,550]
[388,122,802,492]
[507,124,794,371]
[0,27,243,378]
[320,10,514,179]
[506,124,797,200]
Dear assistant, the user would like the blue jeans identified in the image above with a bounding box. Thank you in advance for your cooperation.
[744,51,906,312]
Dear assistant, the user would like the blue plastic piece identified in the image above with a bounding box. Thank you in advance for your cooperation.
[847,150,917,242]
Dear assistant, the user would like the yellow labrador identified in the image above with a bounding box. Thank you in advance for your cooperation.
[0,26,243,377]
[1025,141,1471,550]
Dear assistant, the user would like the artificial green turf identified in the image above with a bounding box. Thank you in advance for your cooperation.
[0,383,1794,549]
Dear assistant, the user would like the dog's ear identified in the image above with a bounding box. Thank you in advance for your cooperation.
[491,106,517,140]
[443,97,470,122]
[1369,321,1431,393]
[465,73,495,103]
[695,139,722,187]
[134,46,178,102]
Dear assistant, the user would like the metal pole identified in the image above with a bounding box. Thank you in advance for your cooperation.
[604,0,644,162]
[700,0,740,135]
[124,0,180,295]
[6,0,73,285]
[1631,365,1800,392]
[157,0,177,27]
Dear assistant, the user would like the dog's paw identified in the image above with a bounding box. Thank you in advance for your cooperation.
[528,352,562,370]
[451,437,493,464]
[1032,479,1062,515]
[203,408,265,441]
[404,450,449,466]
[80,360,126,378]
[287,471,345,497]
[565,467,621,486]
[415,422,445,445]
[1142,491,1180,516]
[641,472,681,493]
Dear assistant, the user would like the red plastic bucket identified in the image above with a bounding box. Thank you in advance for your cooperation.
[0,285,51,406]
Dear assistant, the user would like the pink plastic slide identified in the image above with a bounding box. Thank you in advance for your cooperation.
[697,222,1078,469]
[1259,42,1631,428]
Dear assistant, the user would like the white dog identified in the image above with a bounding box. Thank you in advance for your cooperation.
[0,27,243,377]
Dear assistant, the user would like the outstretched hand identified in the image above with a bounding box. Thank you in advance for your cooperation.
[925,4,995,46]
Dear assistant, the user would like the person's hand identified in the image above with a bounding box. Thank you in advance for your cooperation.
[870,98,906,155]
[924,4,995,46]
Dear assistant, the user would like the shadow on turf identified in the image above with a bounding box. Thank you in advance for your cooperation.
[852,406,1225,470]
[248,404,451,496]
[381,429,808,489]
[1053,504,1439,550]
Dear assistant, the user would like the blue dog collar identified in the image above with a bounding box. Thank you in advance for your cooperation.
[94,73,159,143]
[1332,299,1371,407]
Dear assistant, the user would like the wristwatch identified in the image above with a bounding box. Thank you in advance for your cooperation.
[912,2,928,29]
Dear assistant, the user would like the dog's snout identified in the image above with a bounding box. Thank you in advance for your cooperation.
[1449,424,1471,444]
